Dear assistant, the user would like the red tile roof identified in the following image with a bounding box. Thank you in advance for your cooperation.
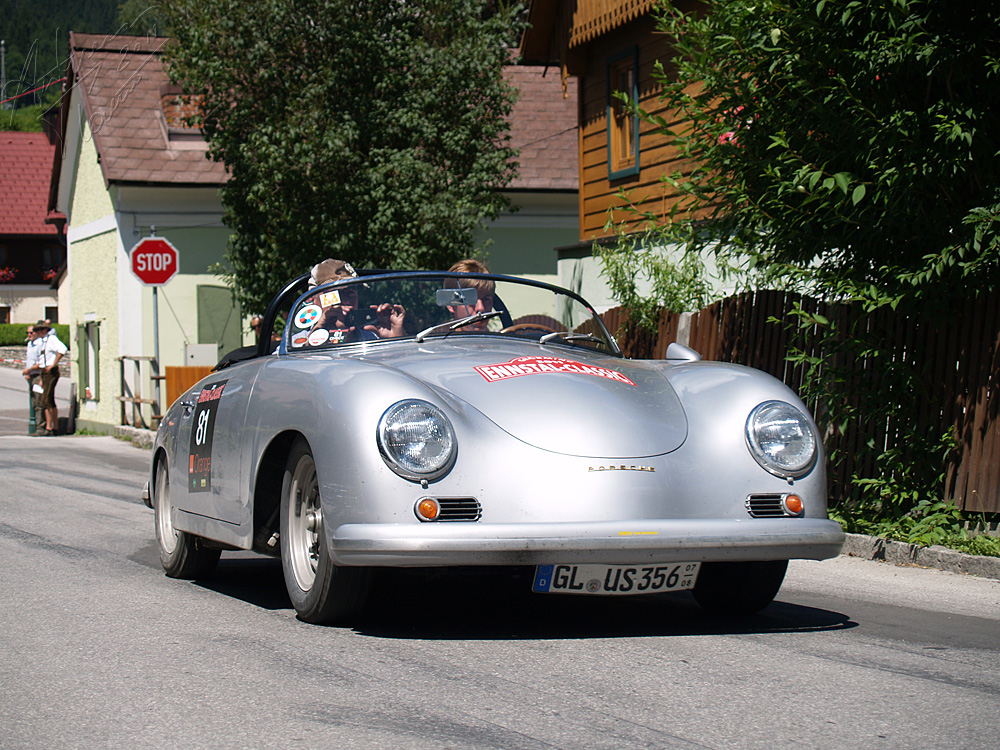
[0,132,65,236]
[66,33,227,186]
[60,34,575,192]
[507,65,578,191]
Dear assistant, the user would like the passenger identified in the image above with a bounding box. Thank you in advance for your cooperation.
[308,258,405,341]
[446,259,495,331]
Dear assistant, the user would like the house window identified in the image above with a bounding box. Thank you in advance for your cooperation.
[45,307,59,324]
[42,245,64,273]
[0,306,9,324]
[607,47,640,180]
[80,320,100,401]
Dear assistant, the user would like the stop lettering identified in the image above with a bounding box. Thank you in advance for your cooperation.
[130,237,180,285]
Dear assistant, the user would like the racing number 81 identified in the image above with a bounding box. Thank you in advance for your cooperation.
[195,410,210,446]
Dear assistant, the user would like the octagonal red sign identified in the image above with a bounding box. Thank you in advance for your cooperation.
[130,237,179,286]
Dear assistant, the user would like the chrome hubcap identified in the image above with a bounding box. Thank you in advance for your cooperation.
[288,454,321,590]
[155,465,178,555]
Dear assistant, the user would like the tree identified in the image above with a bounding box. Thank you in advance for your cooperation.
[610,0,1000,528]
[0,0,120,128]
[163,0,522,312]
[630,0,1000,298]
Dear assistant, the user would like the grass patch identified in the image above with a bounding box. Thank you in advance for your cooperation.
[832,506,1000,558]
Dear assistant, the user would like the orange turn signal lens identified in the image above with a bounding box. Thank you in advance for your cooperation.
[782,494,804,515]
[415,498,440,521]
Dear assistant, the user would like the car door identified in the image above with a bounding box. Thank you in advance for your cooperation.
[172,360,261,525]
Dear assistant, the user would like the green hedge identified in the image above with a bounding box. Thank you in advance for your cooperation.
[0,323,72,348]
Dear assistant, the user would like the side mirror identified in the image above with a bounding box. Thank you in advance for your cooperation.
[666,342,702,362]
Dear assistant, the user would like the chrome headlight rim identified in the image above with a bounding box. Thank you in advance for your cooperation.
[745,400,818,479]
[377,399,457,482]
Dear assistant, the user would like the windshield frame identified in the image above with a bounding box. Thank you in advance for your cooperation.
[276,270,623,357]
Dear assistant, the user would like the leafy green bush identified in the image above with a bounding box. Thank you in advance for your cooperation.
[0,324,71,349]
[947,534,1000,558]
[598,227,716,327]
[831,502,1000,557]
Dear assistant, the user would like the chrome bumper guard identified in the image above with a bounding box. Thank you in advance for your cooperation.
[330,518,845,567]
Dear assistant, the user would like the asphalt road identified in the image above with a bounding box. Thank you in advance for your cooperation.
[1,432,998,749]
[0,364,72,437]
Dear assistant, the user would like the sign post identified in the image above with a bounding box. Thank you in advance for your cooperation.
[129,232,179,421]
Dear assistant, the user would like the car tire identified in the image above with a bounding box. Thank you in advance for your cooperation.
[280,438,371,625]
[154,461,221,579]
[692,560,788,615]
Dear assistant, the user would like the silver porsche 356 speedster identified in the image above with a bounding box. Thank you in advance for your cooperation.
[145,269,844,624]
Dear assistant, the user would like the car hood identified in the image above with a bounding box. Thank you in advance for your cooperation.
[355,341,687,458]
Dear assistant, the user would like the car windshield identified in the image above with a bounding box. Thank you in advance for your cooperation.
[284,272,620,356]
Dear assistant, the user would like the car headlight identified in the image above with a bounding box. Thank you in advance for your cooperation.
[746,400,818,478]
[377,400,456,481]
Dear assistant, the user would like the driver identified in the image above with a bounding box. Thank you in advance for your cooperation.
[445,259,495,332]
[308,259,405,341]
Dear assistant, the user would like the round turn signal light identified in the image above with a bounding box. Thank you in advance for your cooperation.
[782,493,804,515]
[415,498,440,521]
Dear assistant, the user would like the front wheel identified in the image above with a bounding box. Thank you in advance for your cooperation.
[692,560,788,615]
[153,460,220,579]
[280,438,371,625]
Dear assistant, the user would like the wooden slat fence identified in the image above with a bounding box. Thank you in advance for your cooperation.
[598,290,1000,513]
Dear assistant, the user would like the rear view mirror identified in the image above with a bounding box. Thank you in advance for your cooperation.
[436,287,477,308]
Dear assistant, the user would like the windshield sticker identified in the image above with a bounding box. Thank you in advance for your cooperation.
[307,328,330,346]
[295,304,322,328]
[188,380,227,493]
[291,331,309,348]
[475,356,636,386]
[318,290,341,307]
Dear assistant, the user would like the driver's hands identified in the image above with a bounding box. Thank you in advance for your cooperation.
[370,303,406,338]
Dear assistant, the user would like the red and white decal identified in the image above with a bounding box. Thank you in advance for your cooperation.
[474,356,636,386]
[307,328,330,346]
[295,304,322,329]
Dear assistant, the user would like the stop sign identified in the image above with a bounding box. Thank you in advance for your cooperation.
[130,237,179,286]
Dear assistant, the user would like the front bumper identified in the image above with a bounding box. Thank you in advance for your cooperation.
[330,518,845,567]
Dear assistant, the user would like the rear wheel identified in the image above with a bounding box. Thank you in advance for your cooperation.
[154,461,220,579]
[692,560,788,615]
[280,438,371,624]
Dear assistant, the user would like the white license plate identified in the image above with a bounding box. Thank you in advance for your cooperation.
[532,563,700,595]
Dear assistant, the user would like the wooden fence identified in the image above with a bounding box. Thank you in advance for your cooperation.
[599,290,1000,514]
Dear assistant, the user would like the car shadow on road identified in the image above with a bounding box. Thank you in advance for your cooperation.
[187,555,858,639]
[195,554,294,611]
[354,569,858,639]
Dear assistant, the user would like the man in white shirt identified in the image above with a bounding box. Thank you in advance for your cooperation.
[32,320,68,436]
[21,324,46,433]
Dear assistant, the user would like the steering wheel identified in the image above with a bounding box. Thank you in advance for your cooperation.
[499,322,557,334]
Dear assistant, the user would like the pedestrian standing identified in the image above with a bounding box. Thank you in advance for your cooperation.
[21,325,46,433]
[33,320,68,436]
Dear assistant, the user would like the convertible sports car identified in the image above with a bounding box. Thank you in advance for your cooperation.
[145,269,844,624]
